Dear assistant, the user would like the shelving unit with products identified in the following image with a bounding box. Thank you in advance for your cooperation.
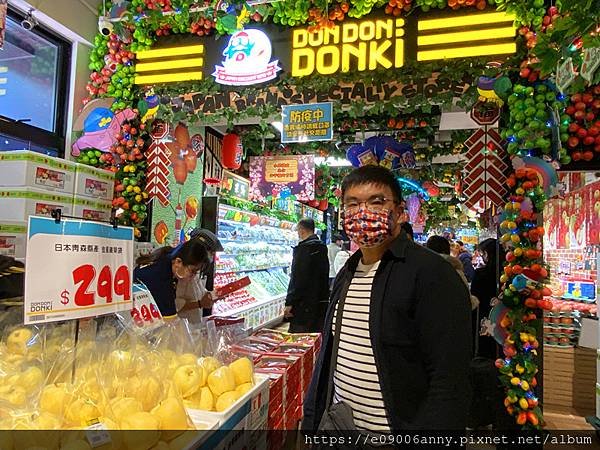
[212,204,296,329]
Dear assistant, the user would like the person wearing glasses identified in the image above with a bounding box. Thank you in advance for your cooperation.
[303,165,472,436]
[133,238,212,319]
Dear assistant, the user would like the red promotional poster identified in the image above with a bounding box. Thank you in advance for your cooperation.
[543,199,560,250]
[557,196,568,249]
[586,181,600,245]
[568,190,586,249]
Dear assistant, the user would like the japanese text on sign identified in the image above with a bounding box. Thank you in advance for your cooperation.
[265,159,299,183]
[24,217,134,324]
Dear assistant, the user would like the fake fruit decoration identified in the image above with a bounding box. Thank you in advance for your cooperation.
[417,0,487,12]
[496,166,551,429]
[494,0,547,29]
[106,117,149,237]
[503,82,570,164]
[564,86,600,162]
[385,0,412,16]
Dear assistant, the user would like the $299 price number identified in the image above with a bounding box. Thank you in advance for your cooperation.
[130,302,161,328]
[61,264,131,307]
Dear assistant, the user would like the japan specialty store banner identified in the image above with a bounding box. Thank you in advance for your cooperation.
[249,155,315,202]
[281,102,333,143]
[24,216,134,324]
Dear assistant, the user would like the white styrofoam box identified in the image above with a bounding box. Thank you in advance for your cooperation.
[0,150,76,194]
[186,374,269,449]
[0,222,27,260]
[0,188,73,222]
[72,196,113,222]
[579,317,599,349]
[74,163,115,201]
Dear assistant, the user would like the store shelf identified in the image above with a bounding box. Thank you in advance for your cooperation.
[216,265,290,274]
[257,314,285,331]
[214,294,285,318]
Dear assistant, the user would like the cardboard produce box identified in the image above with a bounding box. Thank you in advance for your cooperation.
[72,196,113,222]
[0,222,27,260]
[0,151,76,195]
[0,188,73,222]
[74,163,115,201]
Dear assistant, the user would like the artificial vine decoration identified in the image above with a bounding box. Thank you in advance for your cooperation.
[495,166,553,429]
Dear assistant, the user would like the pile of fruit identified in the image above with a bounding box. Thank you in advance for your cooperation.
[306,4,350,31]
[190,17,216,36]
[0,320,256,448]
[387,117,428,129]
[564,87,600,162]
[503,82,571,164]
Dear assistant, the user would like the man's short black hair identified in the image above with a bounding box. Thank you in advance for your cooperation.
[298,218,315,233]
[400,222,414,239]
[456,240,464,247]
[341,165,403,203]
[427,235,451,255]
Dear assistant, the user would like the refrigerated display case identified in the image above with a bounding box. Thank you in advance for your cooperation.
[210,203,296,329]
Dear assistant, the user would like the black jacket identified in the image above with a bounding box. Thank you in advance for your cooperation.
[302,233,472,432]
[286,235,329,328]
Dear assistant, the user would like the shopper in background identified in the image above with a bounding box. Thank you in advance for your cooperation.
[327,233,343,287]
[400,221,414,241]
[134,239,212,318]
[471,238,504,359]
[303,166,471,435]
[333,241,351,275]
[456,240,475,282]
[176,228,224,321]
[285,218,330,333]
[426,235,479,311]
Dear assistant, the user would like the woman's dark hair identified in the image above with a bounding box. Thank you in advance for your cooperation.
[341,241,351,251]
[478,238,506,279]
[426,235,451,255]
[341,165,403,203]
[136,239,210,268]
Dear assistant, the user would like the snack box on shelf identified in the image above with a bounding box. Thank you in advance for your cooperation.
[255,355,302,408]
[253,328,289,342]
[72,196,113,222]
[74,163,115,201]
[287,332,322,354]
[284,399,302,430]
[267,343,315,399]
[0,187,73,222]
[0,150,76,194]
[0,222,27,260]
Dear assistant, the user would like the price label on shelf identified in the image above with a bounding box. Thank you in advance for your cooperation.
[24,216,134,325]
[116,283,163,333]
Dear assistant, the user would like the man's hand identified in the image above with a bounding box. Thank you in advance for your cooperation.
[284,306,294,318]
[200,292,214,309]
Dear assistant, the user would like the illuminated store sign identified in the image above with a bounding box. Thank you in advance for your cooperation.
[134,44,205,85]
[135,9,516,86]
[213,29,281,86]
[291,18,405,77]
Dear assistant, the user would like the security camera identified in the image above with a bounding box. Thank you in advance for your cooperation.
[21,10,38,31]
[98,17,114,36]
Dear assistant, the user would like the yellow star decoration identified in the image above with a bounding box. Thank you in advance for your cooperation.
[99,117,113,127]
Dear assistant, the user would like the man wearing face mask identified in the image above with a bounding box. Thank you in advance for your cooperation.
[302,166,472,437]
[284,218,330,333]
[176,228,224,322]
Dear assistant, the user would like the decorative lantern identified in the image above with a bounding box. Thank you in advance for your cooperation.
[222,133,243,170]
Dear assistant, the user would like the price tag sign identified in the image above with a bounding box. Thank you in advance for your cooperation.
[116,283,163,333]
[24,216,134,324]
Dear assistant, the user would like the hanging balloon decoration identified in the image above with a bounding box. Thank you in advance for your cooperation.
[346,137,415,170]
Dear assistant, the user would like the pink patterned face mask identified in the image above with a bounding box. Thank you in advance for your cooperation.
[343,208,393,248]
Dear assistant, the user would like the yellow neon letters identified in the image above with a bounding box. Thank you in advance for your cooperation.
[291,18,404,77]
